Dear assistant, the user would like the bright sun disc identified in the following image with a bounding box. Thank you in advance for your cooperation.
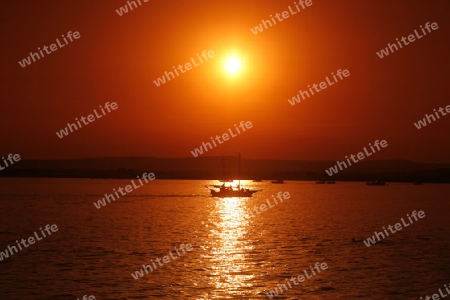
[225,57,241,75]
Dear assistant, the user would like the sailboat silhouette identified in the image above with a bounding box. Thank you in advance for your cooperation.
[205,153,262,197]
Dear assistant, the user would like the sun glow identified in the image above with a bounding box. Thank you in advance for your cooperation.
[225,56,242,76]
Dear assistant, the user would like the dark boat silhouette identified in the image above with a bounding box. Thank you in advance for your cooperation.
[206,183,261,198]
[271,179,285,184]
[366,180,386,186]
[206,153,262,197]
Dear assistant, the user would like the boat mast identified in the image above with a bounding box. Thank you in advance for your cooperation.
[222,156,225,179]
[238,153,241,188]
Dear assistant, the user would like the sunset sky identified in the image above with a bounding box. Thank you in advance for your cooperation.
[1,0,449,162]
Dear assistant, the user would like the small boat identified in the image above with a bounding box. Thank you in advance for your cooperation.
[326,181,336,184]
[206,184,261,198]
[316,181,326,184]
[271,180,284,184]
[206,153,262,197]
[219,179,233,183]
[366,180,386,186]
[252,179,263,182]
[412,181,423,185]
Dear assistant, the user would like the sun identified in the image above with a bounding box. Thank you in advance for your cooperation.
[225,56,242,76]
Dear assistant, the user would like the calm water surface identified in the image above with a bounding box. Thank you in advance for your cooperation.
[0,178,449,299]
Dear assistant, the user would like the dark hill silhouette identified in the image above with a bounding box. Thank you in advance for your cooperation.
[0,156,449,182]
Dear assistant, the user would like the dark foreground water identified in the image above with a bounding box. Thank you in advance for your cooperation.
[0,178,449,299]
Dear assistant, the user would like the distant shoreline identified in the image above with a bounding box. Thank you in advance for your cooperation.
[0,157,449,183]
[0,176,448,184]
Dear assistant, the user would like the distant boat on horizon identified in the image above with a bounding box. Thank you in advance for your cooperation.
[413,180,424,185]
[366,180,386,186]
[316,180,335,184]
[252,179,263,182]
[271,180,285,184]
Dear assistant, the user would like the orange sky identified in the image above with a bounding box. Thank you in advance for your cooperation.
[1,0,449,162]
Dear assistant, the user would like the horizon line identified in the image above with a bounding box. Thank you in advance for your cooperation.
[2,156,449,165]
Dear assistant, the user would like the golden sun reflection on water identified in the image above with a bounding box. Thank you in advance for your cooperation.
[208,197,255,297]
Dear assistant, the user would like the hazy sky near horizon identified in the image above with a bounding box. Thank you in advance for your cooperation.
[1,0,449,162]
